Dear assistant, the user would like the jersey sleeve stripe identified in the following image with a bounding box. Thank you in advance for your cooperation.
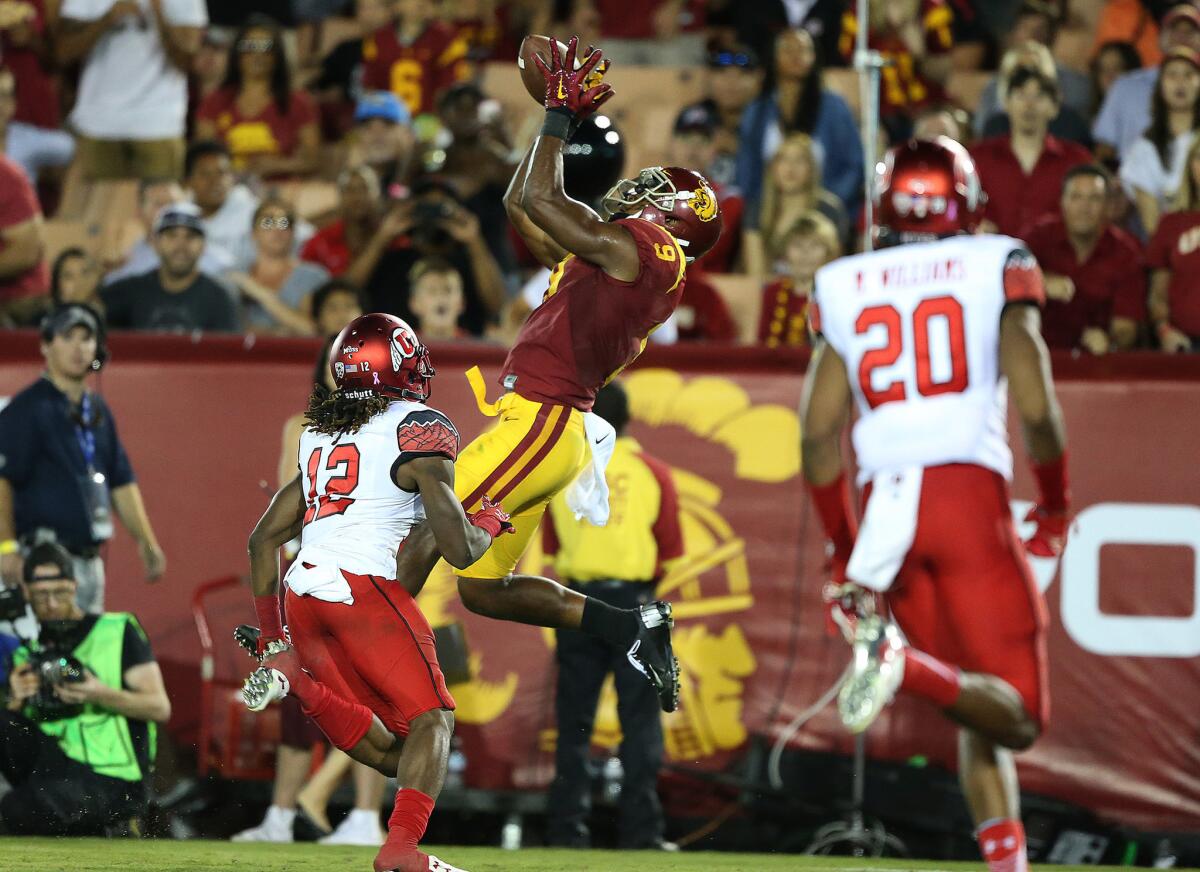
[460,403,556,511]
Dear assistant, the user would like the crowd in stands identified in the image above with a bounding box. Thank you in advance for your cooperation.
[3,0,1200,353]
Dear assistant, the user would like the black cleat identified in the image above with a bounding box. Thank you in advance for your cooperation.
[234,624,261,660]
[626,601,680,713]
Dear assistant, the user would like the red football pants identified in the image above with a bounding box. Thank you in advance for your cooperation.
[284,569,455,737]
[879,464,1050,728]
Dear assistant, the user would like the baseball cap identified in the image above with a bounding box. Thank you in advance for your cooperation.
[355,91,412,126]
[154,201,206,237]
[23,541,76,584]
[1164,3,1200,30]
[42,304,101,341]
[674,103,718,137]
[1164,44,1200,68]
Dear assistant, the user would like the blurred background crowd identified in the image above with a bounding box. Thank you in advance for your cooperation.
[2,0,1200,354]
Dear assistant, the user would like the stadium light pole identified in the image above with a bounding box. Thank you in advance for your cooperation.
[804,2,906,857]
[856,0,886,254]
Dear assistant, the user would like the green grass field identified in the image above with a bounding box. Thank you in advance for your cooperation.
[1,839,1179,872]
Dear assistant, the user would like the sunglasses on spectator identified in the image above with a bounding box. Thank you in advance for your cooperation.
[257,216,292,230]
[238,38,275,53]
[709,52,756,69]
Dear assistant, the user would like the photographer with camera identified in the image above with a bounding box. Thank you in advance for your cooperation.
[0,303,166,613]
[341,177,507,336]
[0,542,170,835]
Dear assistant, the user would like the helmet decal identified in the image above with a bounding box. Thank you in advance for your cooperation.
[390,326,416,372]
[333,361,345,380]
[686,185,719,222]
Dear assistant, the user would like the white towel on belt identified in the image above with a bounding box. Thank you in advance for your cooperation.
[566,412,617,526]
[846,467,923,592]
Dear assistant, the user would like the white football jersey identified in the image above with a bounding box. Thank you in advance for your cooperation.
[284,400,460,602]
[814,234,1033,485]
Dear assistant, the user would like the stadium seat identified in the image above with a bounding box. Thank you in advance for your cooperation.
[707,273,764,343]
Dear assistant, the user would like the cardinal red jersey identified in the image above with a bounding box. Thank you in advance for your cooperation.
[758,277,811,347]
[361,21,470,115]
[501,218,687,411]
[839,0,953,116]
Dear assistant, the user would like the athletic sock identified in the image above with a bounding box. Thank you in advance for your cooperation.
[385,788,436,853]
[977,818,1028,872]
[298,680,374,751]
[579,596,641,647]
[900,647,962,708]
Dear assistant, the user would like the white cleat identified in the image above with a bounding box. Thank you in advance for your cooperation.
[427,856,470,872]
[231,806,294,842]
[318,808,385,846]
[838,613,906,734]
[242,666,289,712]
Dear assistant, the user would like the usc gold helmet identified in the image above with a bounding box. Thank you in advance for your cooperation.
[601,166,724,260]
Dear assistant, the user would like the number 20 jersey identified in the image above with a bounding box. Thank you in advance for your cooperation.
[812,234,1045,485]
[287,400,460,594]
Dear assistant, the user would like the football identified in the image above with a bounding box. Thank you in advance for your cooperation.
[517,34,574,104]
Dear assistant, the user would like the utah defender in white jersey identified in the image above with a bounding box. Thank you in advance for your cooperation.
[241,313,513,872]
[800,138,1069,872]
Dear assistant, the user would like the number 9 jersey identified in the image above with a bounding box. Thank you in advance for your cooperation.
[812,234,1045,485]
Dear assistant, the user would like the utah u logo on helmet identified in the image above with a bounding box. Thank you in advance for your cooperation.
[390,326,417,373]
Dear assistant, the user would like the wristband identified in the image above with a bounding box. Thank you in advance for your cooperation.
[541,108,573,140]
[807,473,858,560]
[1031,451,1069,513]
[0,540,18,556]
[253,594,284,641]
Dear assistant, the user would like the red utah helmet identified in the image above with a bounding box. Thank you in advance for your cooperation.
[601,166,723,260]
[328,313,435,402]
[873,136,985,246]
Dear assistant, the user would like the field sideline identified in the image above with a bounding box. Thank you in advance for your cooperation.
[1,839,1175,872]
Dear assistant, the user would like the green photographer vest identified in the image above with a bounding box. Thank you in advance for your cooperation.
[14,613,156,783]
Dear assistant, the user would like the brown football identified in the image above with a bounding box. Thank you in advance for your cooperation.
[517,34,573,104]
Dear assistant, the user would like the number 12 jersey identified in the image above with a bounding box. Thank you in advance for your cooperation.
[286,401,460,602]
[812,234,1045,485]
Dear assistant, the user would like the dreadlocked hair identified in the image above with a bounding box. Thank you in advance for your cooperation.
[304,385,390,436]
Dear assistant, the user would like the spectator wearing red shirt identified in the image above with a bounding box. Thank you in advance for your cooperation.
[669,104,743,273]
[0,153,48,324]
[840,0,954,137]
[970,67,1092,238]
[592,0,706,66]
[361,0,470,117]
[1022,164,1145,353]
[1147,135,1200,351]
[195,16,319,178]
[0,0,59,130]
[301,165,387,277]
[757,210,840,348]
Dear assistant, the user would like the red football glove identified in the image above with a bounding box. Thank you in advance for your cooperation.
[823,581,876,643]
[469,496,515,539]
[1023,505,1069,558]
[533,36,614,119]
